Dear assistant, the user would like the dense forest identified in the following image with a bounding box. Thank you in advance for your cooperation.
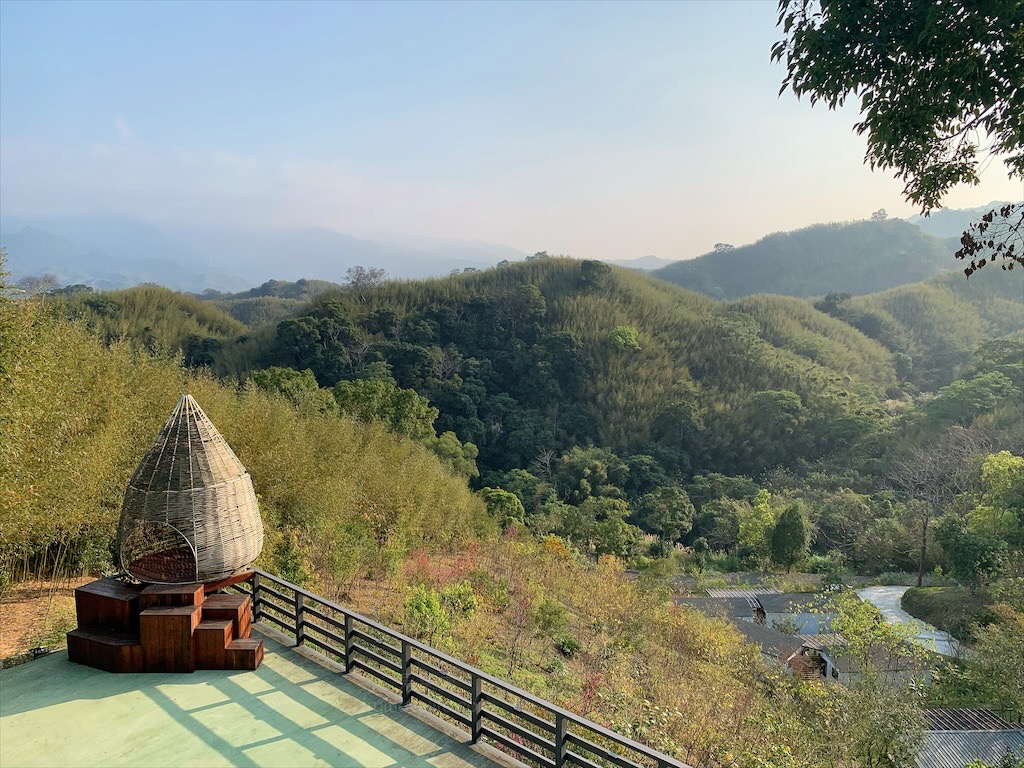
[40,255,1024,580]
[3,246,1023,767]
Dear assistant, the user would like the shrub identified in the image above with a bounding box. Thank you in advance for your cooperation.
[555,635,581,658]
[403,586,451,642]
[439,580,477,616]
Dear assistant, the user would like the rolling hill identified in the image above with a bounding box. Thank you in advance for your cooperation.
[652,219,956,299]
[232,259,898,477]
[43,254,1021,480]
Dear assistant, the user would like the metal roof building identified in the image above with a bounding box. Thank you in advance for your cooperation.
[918,709,1024,768]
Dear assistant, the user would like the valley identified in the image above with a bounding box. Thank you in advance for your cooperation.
[3,223,1023,766]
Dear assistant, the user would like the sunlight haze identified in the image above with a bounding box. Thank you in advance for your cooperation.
[1,0,1020,263]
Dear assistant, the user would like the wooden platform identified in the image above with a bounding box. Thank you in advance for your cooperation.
[67,575,262,673]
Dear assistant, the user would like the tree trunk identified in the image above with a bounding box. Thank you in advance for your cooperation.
[917,512,929,588]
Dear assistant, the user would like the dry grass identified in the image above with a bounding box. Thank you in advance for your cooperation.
[0,577,90,657]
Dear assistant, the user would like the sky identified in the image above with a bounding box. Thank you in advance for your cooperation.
[1,0,1021,262]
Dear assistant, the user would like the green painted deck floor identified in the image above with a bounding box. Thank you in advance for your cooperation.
[0,634,503,768]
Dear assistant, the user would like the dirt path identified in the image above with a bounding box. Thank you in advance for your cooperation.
[0,577,92,658]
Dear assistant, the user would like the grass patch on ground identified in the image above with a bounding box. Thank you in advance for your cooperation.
[901,586,999,642]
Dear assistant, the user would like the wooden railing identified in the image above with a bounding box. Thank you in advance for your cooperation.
[231,570,690,768]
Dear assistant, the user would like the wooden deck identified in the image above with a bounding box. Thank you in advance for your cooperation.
[0,632,509,768]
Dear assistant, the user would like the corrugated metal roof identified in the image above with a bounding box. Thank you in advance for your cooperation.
[757,593,840,613]
[705,588,781,598]
[924,708,1016,731]
[731,620,803,661]
[916,729,1024,768]
[674,596,753,618]
[798,633,847,650]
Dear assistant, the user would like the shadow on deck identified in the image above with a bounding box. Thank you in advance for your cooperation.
[0,630,508,768]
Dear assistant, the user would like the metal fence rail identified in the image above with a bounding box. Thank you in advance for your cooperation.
[231,569,690,768]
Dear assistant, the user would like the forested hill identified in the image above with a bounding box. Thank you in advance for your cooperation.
[26,256,1024,586]
[44,257,1022,484]
[196,278,344,327]
[817,265,1024,390]
[652,219,955,299]
[57,284,246,352]
[238,258,897,478]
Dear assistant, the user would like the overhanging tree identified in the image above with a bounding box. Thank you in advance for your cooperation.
[773,0,1024,275]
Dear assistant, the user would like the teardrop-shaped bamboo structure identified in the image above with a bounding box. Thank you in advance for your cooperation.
[117,394,264,583]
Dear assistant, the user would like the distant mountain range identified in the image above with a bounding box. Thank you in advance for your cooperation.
[2,203,1018,294]
[0,214,529,292]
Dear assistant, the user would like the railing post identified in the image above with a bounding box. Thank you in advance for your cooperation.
[471,673,483,743]
[251,573,262,623]
[401,640,412,705]
[344,614,354,673]
[294,593,306,647]
[555,713,568,768]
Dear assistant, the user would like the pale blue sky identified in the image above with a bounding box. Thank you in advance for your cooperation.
[1,0,1019,260]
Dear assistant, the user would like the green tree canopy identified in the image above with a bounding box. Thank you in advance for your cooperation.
[773,0,1024,212]
[479,487,526,530]
[554,447,628,505]
[332,378,438,441]
[738,489,776,558]
[924,372,1019,424]
[251,366,338,414]
[632,486,695,541]
[423,431,480,480]
[608,325,640,350]
[967,451,1024,542]
[770,503,808,571]
[935,515,1008,592]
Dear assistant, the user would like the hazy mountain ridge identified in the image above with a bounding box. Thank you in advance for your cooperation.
[0,215,529,291]
[0,223,252,293]
[605,255,676,271]
[652,219,958,299]
[906,199,1019,239]
[5,204,1015,296]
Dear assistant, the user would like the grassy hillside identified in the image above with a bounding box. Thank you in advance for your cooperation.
[55,284,246,349]
[0,294,489,591]
[726,294,897,393]
[653,219,955,299]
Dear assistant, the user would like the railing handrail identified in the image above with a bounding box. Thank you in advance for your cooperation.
[244,568,691,768]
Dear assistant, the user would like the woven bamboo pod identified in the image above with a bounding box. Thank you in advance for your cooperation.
[117,394,264,584]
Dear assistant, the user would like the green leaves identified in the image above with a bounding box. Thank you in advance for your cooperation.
[770,504,808,572]
[608,325,641,350]
[333,377,439,441]
[775,0,1024,211]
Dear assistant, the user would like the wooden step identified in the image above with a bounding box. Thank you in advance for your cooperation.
[224,638,263,671]
[67,627,143,673]
[193,620,233,669]
[140,605,202,673]
[74,577,143,633]
[202,594,251,639]
[140,582,205,611]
